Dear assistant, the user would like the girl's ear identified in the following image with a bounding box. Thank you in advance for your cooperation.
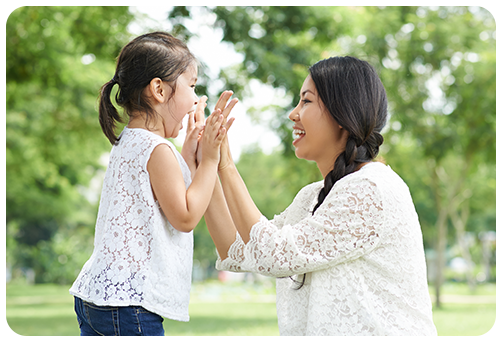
[148,77,170,104]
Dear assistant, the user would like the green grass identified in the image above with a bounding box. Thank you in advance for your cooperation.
[5,281,496,336]
[432,303,497,336]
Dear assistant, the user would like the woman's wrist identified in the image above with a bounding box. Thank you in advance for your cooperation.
[218,160,236,174]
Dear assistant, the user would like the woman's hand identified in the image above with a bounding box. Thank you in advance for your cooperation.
[182,96,207,173]
[219,117,235,172]
[211,91,238,171]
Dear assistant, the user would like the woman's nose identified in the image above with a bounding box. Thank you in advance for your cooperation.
[289,106,299,122]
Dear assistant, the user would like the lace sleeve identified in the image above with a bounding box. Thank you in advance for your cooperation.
[215,186,303,272]
[215,232,247,272]
[242,177,384,277]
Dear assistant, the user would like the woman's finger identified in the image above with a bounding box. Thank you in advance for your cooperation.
[222,98,239,121]
[224,117,236,132]
[214,91,233,114]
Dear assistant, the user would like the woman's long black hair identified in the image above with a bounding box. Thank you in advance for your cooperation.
[293,56,388,289]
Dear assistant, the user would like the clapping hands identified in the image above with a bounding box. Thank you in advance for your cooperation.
[182,91,237,172]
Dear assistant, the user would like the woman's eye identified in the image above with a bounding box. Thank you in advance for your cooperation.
[302,99,311,104]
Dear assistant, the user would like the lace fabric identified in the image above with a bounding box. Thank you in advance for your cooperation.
[70,127,193,322]
[217,162,437,335]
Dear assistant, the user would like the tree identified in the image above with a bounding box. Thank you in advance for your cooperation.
[168,6,496,306]
[6,6,135,282]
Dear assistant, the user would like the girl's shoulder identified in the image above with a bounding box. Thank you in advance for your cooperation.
[119,127,176,151]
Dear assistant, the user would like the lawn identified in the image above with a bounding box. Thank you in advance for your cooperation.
[5,281,496,336]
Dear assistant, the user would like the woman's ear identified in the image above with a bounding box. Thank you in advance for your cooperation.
[339,125,349,143]
[148,77,170,104]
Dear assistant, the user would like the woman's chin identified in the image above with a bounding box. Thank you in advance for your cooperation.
[294,148,305,160]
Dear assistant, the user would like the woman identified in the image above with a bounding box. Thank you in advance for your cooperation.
[204,56,437,336]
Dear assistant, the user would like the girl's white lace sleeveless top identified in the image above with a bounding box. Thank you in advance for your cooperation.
[70,127,193,322]
[217,162,437,335]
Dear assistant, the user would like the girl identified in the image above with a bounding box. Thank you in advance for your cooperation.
[204,56,437,336]
[69,32,237,336]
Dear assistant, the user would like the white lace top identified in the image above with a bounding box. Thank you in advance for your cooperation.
[217,162,437,336]
[70,127,193,322]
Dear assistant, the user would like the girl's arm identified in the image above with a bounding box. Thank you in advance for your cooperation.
[148,110,225,233]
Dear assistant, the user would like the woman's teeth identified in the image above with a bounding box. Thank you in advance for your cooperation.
[293,129,305,140]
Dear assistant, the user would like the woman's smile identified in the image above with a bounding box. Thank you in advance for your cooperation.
[292,127,306,145]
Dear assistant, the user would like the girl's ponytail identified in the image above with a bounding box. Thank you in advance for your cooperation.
[96,32,196,145]
[98,78,123,145]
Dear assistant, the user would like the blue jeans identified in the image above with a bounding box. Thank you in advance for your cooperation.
[74,296,164,336]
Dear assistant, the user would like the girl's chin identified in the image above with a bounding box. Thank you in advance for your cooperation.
[168,124,183,139]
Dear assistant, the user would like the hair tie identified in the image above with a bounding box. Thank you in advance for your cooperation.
[111,74,118,84]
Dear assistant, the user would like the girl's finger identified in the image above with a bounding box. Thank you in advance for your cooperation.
[210,110,222,126]
[195,96,208,123]
[215,127,227,143]
[187,111,195,130]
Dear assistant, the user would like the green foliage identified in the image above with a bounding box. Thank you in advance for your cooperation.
[171,4,496,245]
[6,6,495,287]
[6,6,135,282]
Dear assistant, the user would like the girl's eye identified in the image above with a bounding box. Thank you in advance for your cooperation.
[302,99,311,104]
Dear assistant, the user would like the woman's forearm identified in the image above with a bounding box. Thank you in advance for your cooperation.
[218,163,262,243]
[204,179,237,260]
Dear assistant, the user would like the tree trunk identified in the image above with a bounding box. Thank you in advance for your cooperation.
[431,161,470,308]
[450,201,476,291]
[434,207,448,308]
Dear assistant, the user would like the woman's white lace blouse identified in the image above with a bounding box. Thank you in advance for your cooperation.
[70,127,193,322]
[217,162,437,336]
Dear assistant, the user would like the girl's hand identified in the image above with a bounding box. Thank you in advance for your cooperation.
[199,109,226,164]
[182,96,207,172]
[196,91,238,166]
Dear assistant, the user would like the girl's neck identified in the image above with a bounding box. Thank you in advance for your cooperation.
[127,114,165,138]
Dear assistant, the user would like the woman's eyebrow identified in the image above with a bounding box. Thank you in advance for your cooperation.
[301,89,314,97]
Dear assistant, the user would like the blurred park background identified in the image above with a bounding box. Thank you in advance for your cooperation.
[5,5,497,336]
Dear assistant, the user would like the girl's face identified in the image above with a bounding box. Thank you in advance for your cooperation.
[288,75,348,177]
[163,64,199,138]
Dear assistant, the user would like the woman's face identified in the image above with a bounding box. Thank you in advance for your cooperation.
[163,63,199,138]
[288,75,348,177]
